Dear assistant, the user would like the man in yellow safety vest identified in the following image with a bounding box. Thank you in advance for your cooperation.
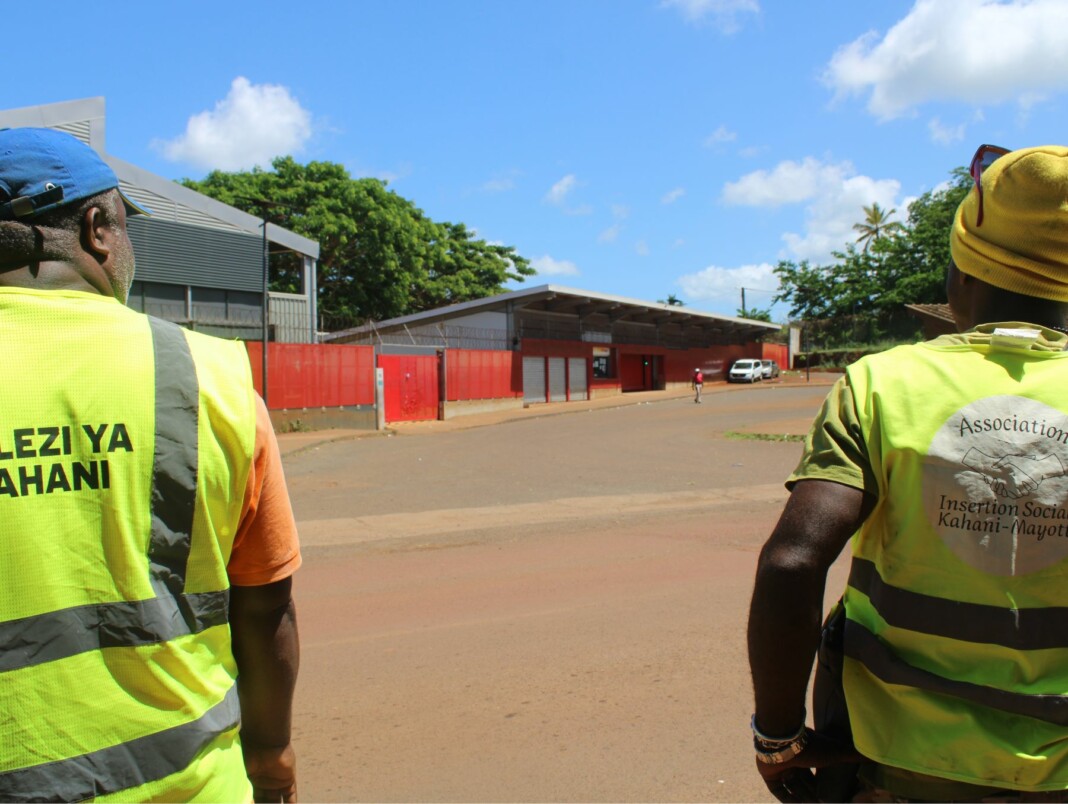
[0,127,301,801]
[749,144,1068,802]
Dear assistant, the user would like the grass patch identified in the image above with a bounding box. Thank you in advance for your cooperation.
[280,418,312,433]
[725,430,806,443]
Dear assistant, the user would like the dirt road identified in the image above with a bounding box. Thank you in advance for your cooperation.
[284,382,848,802]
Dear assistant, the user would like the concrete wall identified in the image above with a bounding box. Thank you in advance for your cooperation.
[269,406,377,432]
[444,398,525,419]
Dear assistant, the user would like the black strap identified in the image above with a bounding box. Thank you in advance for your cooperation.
[0,186,65,221]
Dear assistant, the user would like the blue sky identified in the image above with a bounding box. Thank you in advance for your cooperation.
[7,0,1068,320]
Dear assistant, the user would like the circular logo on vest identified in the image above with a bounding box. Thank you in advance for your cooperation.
[923,396,1068,576]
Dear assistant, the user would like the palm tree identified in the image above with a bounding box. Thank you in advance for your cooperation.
[658,294,685,306]
[853,203,904,252]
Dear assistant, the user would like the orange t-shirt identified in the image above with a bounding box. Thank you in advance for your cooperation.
[227,396,302,586]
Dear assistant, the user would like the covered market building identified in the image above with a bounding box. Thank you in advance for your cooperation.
[326,285,786,422]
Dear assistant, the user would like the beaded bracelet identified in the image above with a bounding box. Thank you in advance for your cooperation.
[750,713,806,748]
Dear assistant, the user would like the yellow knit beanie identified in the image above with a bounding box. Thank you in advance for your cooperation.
[951,145,1068,302]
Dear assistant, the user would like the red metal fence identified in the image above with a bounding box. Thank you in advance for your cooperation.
[244,340,788,416]
[446,350,520,401]
[245,342,375,409]
[761,342,789,366]
[379,354,440,422]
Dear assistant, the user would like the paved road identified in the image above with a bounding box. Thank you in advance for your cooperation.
[285,382,848,802]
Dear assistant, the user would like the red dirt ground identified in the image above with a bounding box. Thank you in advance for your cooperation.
[281,379,848,802]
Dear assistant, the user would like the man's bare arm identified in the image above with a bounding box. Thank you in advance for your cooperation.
[747,480,872,801]
[749,479,870,731]
[230,577,300,803]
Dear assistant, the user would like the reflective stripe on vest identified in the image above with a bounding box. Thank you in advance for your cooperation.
[844,616,1068,728]
[0,685,240,803]
[147,317,200,600]
[849,557,1068,651]
[0,317,236,801]
[848,556,1068,728]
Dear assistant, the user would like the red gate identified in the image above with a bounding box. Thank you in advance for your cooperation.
[379,354,440,422]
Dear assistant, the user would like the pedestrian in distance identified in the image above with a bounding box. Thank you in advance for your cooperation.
[748,144,1068,802]
[692,367,704,403]
[0,128,301,802]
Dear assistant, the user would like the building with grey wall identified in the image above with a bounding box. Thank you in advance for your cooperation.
[0,97,320,343]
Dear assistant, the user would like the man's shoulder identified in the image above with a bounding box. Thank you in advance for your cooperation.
[144,314,252,375]
[849,335,970,371]
[145,314,246,348]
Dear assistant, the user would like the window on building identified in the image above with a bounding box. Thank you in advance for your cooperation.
[591,348,614,379]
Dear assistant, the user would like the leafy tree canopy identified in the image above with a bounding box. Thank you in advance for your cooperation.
[853,202,905,252]
[183,157,534,325]
[738,306,772,322]
[773,167,972,322]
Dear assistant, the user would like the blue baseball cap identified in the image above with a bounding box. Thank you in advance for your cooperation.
[0,127,150,221]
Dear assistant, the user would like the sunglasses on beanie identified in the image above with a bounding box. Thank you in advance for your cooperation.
[970,144,1010,227]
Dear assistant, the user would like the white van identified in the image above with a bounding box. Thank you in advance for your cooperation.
[728,358,763,383]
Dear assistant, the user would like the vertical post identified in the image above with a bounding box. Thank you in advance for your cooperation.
[261,219,270,407]
[741,287,747,317]
[375,367,385,430]
[307,256,318,344]
[437,349,446,421]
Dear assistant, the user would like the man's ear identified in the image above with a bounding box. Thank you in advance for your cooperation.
[81,205,113,264]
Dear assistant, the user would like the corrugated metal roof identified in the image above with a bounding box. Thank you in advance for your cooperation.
[905,303,954,323]
[325,284,781,343]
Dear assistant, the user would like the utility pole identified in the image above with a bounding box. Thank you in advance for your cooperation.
[740,287,747,317]
[237,196,286,407]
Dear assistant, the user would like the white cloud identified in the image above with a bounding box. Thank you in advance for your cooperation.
[598,224,622,243]
[662,187,686,204]
[611,204,630,219]
[823,0,1068,120]
[661,0,760,32]
[677,262,778,305]
[545,174,578,205]
[155,77,312,171]
[723,157,903,262]
[531,255,580,277]
[544,174,590,214]
[928,116,966,145]
[704,125,738,147]
[781,174,902,262]
[723,157,846,207]
[636,240,650,256]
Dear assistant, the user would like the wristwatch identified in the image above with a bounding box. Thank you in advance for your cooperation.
[751,714,808,765]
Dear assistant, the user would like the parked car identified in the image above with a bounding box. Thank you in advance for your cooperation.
[761,359,780,380]
[728,358,764,383]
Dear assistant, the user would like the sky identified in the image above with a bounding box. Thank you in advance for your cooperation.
[7,0,1068,320]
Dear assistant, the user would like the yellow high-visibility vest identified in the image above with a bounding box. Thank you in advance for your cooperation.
[841,327,1068,791]
[0,287,256,802]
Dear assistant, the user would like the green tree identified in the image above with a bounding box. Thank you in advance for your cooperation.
[774,166,972,322]
[853,202,905,252]
[771,260,837,320]
[878,168,972,308]
[738,306,772,322]
[183,157,534,324]
[772,246,884,321]
[658,294,685,306]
